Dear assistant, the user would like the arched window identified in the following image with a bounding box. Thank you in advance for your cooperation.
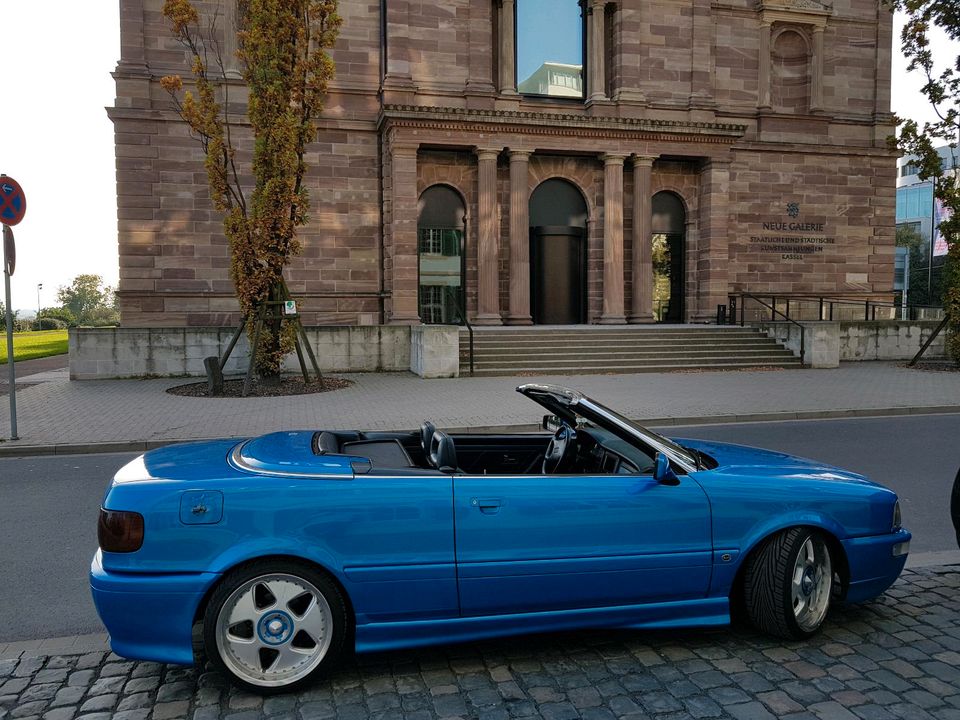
[771,30,810,114]
[651,192,686,323]
[417,185,466,324]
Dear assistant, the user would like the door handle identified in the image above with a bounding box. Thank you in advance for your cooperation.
[471,498,502,514]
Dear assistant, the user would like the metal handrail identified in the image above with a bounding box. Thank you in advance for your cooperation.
[728,292,943,323]
[444,287,474,376]
[734,292,807,367]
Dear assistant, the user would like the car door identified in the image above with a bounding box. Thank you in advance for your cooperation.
[453,471,713,616]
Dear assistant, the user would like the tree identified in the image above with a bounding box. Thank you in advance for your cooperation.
[889,0,960,364]
[57,274,118,326]
[160,0,341,379]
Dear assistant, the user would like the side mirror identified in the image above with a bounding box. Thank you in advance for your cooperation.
[542,414,561,431]
[653,452,679,485]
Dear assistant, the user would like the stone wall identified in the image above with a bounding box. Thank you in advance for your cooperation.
[756,320,947,368]
[69,327,412,380]
[839,321,947,362]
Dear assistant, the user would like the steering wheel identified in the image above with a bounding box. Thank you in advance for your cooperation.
[542,424,576,474]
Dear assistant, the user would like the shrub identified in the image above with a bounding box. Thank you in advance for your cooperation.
[32,318,67,331]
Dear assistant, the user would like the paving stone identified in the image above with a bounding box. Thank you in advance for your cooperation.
[41,708,76,720]
[66,671,95,688]
[116,693,152,711]
[538,702,579,720]
[73,654,104,671]
[87,677,124,696]
[727,701,778,720]
[49,687,85,708]
[10,701,49,719]
[152,701,191,720]
[18,684,59,704]
[78,694,118,714]
[112,711,150,720]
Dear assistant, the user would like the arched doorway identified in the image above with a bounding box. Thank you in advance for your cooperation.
[417,185,466,324]
[651,191,686,323]
[529,178,588,324]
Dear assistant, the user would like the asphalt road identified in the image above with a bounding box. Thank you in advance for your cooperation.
[0,412,957,643]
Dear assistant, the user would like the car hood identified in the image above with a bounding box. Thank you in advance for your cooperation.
[674,437,879,486]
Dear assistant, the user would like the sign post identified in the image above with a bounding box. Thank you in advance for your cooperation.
[1,174,28,441]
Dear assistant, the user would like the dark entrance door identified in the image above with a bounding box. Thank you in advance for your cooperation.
[528,178,589,325]
[530,226,586,324]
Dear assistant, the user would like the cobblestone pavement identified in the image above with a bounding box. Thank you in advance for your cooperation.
[3,363,960,452]
[2,566,959,720]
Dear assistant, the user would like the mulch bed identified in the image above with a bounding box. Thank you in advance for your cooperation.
[904,360,960,373]
[166,375,353,398]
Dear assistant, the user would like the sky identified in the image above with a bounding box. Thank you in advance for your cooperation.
[1,4,957,313]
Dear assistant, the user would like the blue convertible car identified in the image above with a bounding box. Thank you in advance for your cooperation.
[92,384,910,693]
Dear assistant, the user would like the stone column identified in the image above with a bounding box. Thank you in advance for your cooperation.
[589,0,608,102]
[116,0,151,109]
[810,26,824,112]
[383,0,416,103]
[222,0,242,79]
[507,150,532,325]
[466,0,496,102]
[499,0,518,95]
[387,144,421,324]
[696,159,731,322]
[758,21,772,109]
[117,0,147,74]
[690,0,714,103]
[600,154,626,324]
[475,148,503,325]
[629,156,656,323]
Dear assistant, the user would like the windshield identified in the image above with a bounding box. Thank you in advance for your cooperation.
[577,398,699,469]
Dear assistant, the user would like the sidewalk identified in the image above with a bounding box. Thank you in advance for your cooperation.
[1,362,959,455]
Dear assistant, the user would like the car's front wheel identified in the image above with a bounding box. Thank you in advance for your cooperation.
[743,527,833,639]
[203,559,348,693]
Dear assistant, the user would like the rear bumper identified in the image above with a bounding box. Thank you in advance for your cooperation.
[841,528,911,604]
[90,550,220,666]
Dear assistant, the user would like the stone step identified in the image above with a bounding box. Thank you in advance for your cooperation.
[454,326,798,376]
[467,360,802,376]
[465,353,798,366]
[463,340,786,352]
[460,349,796,366]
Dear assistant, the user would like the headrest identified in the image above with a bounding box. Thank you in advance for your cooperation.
[429,430,458,473]
[420,421,436,455]
[314,431,340,455]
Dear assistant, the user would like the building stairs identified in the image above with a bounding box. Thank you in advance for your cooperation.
[458,325,801,376]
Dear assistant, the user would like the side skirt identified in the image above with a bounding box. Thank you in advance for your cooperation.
[354,597,730,654]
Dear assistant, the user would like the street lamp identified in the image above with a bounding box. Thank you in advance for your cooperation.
[37,283,42,322]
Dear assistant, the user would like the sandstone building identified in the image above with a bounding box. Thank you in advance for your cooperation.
[112,0,896,332]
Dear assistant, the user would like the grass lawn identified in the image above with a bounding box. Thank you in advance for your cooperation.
[0,329,69,364]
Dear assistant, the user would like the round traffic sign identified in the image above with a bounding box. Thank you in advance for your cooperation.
[0,175,26,226]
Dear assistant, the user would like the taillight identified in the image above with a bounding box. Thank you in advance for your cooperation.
[98,509,144,553]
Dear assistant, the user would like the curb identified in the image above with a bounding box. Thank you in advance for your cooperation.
[2,404,960,457]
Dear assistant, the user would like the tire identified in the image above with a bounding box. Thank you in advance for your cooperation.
[742,527,833,639]
[951,466,960,549]
[203,559,348,694]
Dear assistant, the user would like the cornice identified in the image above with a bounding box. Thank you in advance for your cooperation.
[378,105,747,143]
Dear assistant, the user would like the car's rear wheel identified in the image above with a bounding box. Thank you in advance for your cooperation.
[743,527,833,639]
[203,559,348,693]
[951,465,960,549]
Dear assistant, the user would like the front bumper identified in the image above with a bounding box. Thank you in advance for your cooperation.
[90,550,220,666]
[841,528,912,604]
